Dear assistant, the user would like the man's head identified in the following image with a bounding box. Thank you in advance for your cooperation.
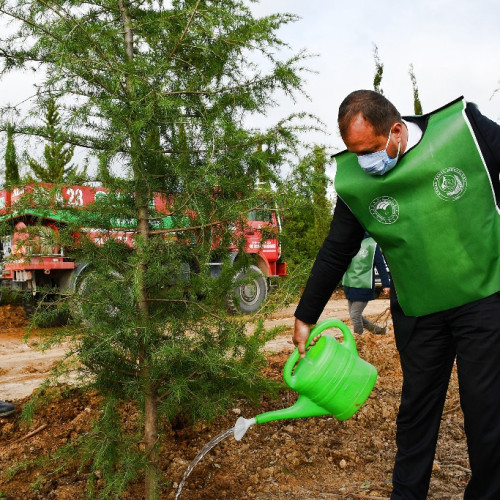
[338,90,401,139]
[337,90,408,174]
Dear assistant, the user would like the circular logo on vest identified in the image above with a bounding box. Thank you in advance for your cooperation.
[369,196,399,224]
[433,167,467,201]
[358,248,369,258]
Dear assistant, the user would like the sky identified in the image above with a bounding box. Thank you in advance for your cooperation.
[250,0,500,153]
[0,0,499,171]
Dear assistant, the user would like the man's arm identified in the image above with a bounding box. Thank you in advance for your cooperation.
[465,103,500,207]
[293,197,365,356]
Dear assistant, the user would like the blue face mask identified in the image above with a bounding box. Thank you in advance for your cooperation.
[357,129,400,176]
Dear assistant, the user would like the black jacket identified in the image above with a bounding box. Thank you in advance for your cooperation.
[294,100,500,351]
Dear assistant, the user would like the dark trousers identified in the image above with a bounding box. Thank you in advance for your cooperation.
[348,300,368,333]
[391,293,500,499]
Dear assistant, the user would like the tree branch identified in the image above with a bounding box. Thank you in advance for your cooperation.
[168,0,202,60]
[161,73,275,97]
[146,298,227,321]
[37,0,128,95]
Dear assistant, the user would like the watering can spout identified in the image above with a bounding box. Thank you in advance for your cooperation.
[234,416,256,441]
[255,395,329,425]
[233,397,328,441]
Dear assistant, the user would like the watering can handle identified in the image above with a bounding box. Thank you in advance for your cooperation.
[284,318,358,382]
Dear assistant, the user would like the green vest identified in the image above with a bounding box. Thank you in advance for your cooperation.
[334,98,500,316]
[342,237,377,289]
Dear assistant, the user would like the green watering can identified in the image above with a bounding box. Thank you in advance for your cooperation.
[234,318,377,440]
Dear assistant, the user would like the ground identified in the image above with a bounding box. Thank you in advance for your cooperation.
[0,293,469,499]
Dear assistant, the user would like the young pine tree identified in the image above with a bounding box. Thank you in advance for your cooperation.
[311,146,331,249]
[0,1,315,497]
[26,97,81,183]
[409,63,424,115]
[373,43,384,95]
[280,146,332,267]
[4,123,20,187]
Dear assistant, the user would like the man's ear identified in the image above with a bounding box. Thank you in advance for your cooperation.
[392,122,405,139]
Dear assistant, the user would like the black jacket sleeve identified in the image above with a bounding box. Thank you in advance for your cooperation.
[465,103,500,207]
[294,197,365,324]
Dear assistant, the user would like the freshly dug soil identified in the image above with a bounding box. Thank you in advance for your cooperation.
[0,299,469,499]
[0,304,29,329]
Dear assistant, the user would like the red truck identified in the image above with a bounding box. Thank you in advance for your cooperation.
[0,183,287,314]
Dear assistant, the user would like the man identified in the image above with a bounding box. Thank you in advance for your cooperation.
[293,90,500,499]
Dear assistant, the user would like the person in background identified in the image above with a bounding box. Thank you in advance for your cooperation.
[343,233,390,335]
[293,89,500,499]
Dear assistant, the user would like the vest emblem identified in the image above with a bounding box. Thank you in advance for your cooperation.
[369,196,399,224]
[358,248,369,258]
[433,167,468,201]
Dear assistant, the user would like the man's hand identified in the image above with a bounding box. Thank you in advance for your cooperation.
[293,318,314,359]
[381,287,390,297]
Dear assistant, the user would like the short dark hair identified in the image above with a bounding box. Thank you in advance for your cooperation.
[338,90,402,138]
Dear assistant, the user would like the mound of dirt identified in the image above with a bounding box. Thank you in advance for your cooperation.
[0,305,28,329]
[0,300,470,499]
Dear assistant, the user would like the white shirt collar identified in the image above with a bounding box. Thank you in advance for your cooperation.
[403,119,423,152]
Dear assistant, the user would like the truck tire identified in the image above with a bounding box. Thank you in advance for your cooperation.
[227,265,268,314]
[72,268,123,322]
[72,267,136,327]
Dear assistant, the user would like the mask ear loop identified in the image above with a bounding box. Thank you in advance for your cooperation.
[386,126,402,160]
[394,140,401,159]
[384,129,392,149]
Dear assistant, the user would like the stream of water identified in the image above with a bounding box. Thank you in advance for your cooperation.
[174,427,235,500]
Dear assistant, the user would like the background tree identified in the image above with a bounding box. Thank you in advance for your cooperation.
[279,146,332,268]
[0,1,314,497]
[25,97,83,183]
[409,63,423,115]
[311,146,331,249]
[373,43,384,95]
[4,123,20,187]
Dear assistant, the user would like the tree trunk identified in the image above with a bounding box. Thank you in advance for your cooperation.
[119,2,159,498]
[136,204,159,500]
[144,380,159,499]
